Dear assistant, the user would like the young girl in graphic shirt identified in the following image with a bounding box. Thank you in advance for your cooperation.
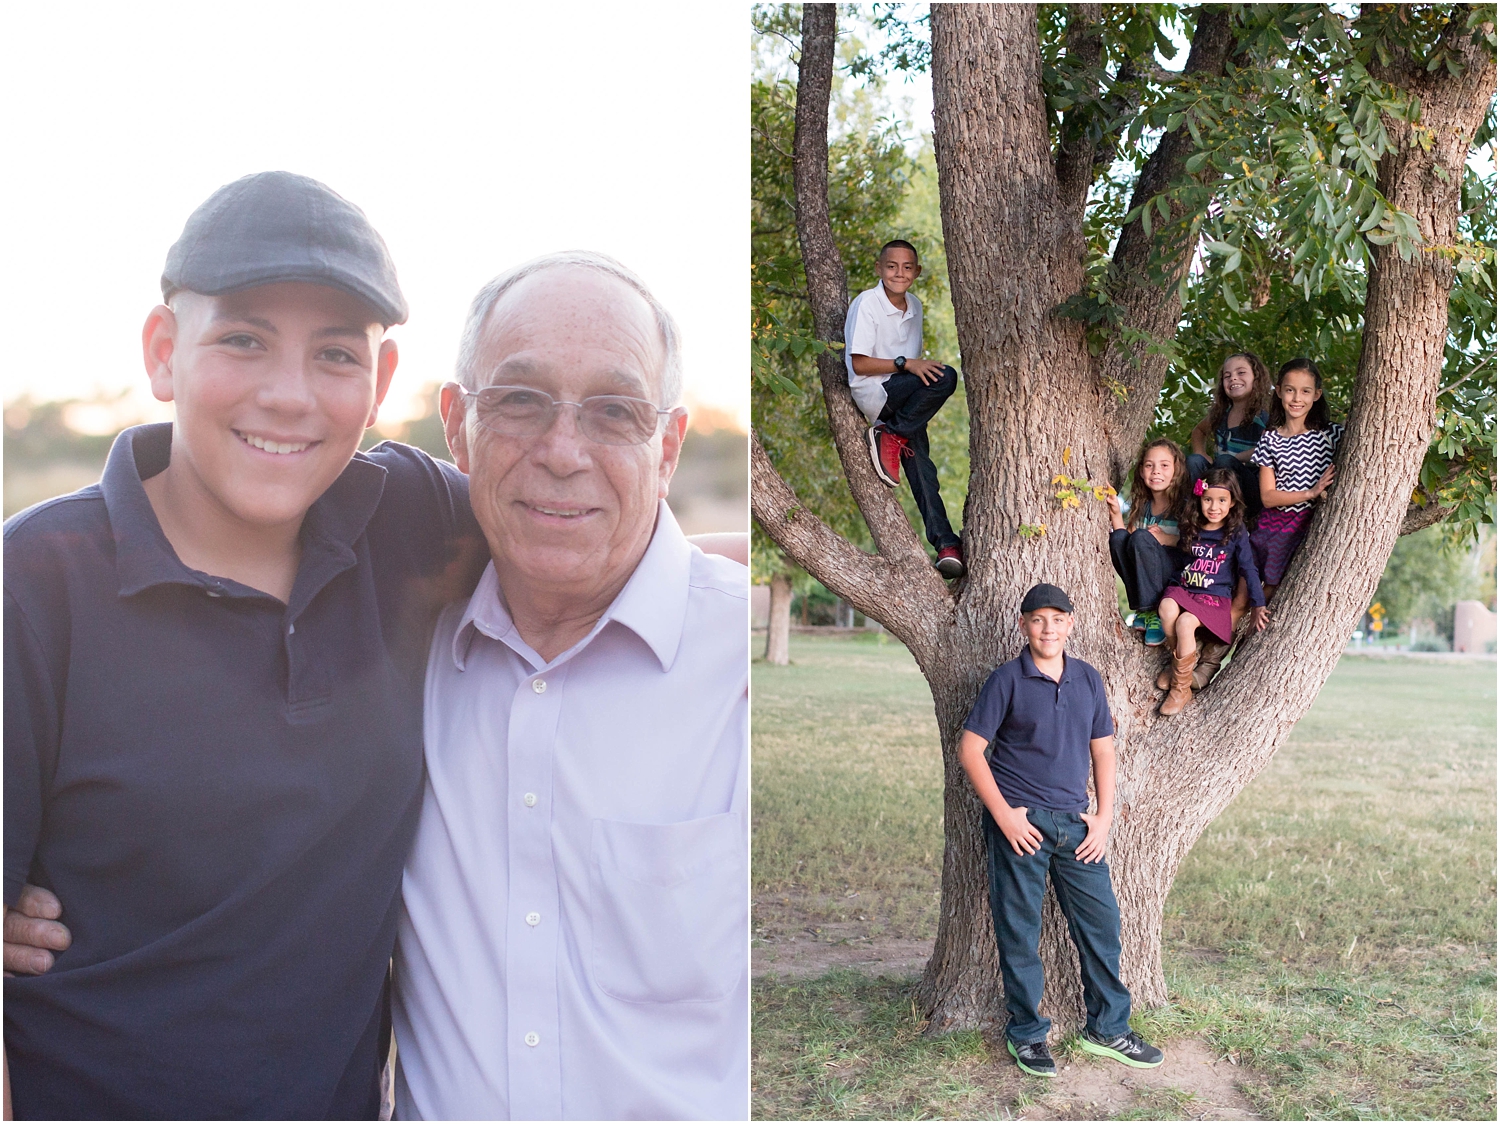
[1249,357,1343,594]
[1156,468,1268,716]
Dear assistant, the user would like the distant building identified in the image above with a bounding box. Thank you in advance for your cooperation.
[1453,600,1497,653]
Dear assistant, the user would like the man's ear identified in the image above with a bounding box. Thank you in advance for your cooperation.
[439,382,471,475]
[912,263,923,279]
[142,305,179,403]
[365,338,399,428]
[657,408,689,498]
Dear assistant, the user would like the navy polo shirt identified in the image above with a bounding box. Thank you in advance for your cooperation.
[963,648,1114,813]
[4,423,484,1120]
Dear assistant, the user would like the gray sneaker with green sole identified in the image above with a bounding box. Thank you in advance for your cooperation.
[1079,1028,1164,1068]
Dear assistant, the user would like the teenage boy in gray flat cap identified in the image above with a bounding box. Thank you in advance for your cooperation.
[2,171,490,1120]
[959,583,1164,1079]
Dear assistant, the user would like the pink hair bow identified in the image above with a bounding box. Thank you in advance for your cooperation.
[1193,478,1206,496]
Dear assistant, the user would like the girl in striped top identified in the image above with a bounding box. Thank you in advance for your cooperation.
[1249,357,1342,590]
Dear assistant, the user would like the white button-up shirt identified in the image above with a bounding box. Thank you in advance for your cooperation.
[392,503,749,1121]
[843,282,923,423]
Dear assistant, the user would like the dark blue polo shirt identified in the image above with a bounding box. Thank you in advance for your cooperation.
[4,423,484,1120]
[962,648,1114,813]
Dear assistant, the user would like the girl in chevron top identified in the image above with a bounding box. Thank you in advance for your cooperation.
[1248,357,1343,594]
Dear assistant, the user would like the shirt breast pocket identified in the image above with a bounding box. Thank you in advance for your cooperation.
[589,812,746,1005]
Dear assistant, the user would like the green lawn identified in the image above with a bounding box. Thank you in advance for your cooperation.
[752,634,1497,1120]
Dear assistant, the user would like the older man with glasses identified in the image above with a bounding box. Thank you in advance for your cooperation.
[390,253,748,1121]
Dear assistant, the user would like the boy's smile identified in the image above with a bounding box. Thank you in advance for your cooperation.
[140,282,396,586]
[877,246,921,301]
[1020,607,1073,661]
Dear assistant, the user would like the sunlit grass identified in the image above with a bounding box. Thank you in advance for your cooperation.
[753,636,1496,1119]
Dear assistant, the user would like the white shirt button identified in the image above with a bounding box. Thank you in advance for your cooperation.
[524,1032,540,1047]
[532,679,547,694]
[525,911,541,926]
[523,792,538,807]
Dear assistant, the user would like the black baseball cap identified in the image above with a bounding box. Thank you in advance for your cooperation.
[161,171,408,326]
[1019,583,1074,615]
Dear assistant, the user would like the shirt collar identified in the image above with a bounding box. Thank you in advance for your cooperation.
[1018,646,1073,683]
[873,283,916,322]
[452,499,692,674]
[103,422,388,601]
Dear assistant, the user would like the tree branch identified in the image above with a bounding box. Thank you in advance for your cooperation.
[793,3,933,564]
[1054,3,1105,217]
[751,432,950,657]
[1096,5,1237,479]
[1400,497,1457,536]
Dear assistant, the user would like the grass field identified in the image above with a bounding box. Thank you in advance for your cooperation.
[752,633,1497,1120]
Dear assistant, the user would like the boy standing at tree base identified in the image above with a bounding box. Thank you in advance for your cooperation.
[844,239,964,578]
[959,583,1164,1077]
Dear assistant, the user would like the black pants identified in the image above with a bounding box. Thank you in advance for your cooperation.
[878,366,960,551]
[1109,528,1182,612]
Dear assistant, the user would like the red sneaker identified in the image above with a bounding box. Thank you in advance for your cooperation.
[935,544,965,579]
[867,425,906,487]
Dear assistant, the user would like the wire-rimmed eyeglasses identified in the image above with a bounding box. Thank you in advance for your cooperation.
[456,385,674,446]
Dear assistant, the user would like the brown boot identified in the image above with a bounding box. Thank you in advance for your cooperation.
[1193,638,1231,690]
[1155,635,1176,690]
[1159,651,1199,716]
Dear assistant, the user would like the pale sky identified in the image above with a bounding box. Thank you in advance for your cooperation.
[2,2,746,432]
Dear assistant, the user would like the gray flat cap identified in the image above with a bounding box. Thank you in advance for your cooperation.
[162,171,408,326]
[1020,583,1075,615]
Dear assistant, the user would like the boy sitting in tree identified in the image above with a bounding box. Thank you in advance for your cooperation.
[844,239,964,578]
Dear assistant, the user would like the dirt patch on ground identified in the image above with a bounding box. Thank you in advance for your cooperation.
[756,932,1265,1120]
[754,930,933,979]
[1015,1038,1262,1120]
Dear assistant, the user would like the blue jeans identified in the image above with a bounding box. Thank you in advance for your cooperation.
[984,807,1133,1043]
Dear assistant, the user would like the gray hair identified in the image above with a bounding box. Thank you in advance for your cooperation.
[454,250,683,406]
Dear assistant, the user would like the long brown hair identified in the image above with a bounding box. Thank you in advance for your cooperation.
[1179,467,1247,550]
[1268,356,1333,431]
[1204,351,1272,449]
[1126,438,1186,531]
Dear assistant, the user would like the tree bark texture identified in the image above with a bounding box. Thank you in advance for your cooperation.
[1096,6,1238,481]
[752,1,1494,1039]
[765,571,792,666]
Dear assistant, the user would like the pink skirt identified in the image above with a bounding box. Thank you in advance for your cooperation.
[1161,587,1233,644]
[1250,508,1312,585]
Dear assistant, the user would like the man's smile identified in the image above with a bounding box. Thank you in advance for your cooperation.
[519,500,601,521]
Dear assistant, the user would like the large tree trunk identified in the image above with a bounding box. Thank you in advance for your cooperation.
[751,1,1493,1040]
[764,571,792,665]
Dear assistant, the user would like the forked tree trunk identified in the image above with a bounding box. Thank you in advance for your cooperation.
[751,2,1493,1038]
[765,571,792,665]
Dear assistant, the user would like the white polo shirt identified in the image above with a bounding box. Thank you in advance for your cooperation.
[844,282,923,423]
[392,502,749,1120]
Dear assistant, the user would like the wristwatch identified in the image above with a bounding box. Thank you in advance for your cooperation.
[894,355,906,372]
